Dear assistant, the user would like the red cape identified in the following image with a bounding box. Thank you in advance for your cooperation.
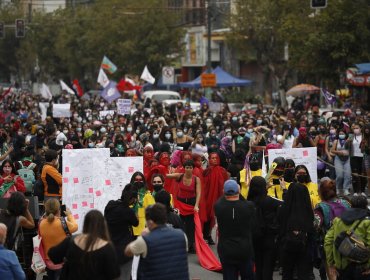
[203,166,228,226]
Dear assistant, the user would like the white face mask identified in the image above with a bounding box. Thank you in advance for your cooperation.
[127,127,132,132]
[177,132,184,138]
[100,128,107,133]
[136,130,140,135]
[63,130,68,134]
[165,133,171,140]
[153,134,159,139]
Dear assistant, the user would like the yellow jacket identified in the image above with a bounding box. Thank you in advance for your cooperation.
[305,181,321,209]
[132,192,155,236]
[267,175,291,200]
[240,169,262,198]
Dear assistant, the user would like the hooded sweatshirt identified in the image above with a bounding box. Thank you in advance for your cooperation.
[324,208,370,270]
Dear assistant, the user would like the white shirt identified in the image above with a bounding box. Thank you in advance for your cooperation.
[352,134,363,157]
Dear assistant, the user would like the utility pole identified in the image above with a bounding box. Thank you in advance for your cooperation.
[206,0,212,74]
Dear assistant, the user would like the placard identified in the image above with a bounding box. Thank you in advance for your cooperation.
[268,147,318,184]
[52,104,71,118]
[99,110,115,119]
[117,99,132,115]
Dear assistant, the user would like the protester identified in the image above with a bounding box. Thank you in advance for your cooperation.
[39,198,78,279]
[294,165,321,208]
[279,182,315,280]
[125,203,189,280]
[215,179,256,280]
[41,149,63,201]
[324,196,370,280]
[0,223,26,280]
[104,183,139,280]
[0,159,26,198]
[48,209,120,280]
[0,192,35,249]
[154,190,184,230]
[350,123,366,196]
[247,176,282,280]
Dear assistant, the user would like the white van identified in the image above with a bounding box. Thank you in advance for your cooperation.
[143,90,180,107]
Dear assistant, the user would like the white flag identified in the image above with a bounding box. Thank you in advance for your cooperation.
[40,83,52,100]
[140,65,155,84]
[60,80,75,95]
[97,68,110,88]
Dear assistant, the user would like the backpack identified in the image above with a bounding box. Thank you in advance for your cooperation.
[17,161,36,193]
[319,199,350,231]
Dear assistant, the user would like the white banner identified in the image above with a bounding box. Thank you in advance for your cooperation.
[62,149,143,232]
[268,147,318,184]
[52,104,71,118]
[117,99,132,115]
[99,110,115,119]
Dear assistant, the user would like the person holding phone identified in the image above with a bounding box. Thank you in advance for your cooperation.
[0,160,26,198]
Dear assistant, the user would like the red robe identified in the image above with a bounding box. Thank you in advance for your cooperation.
[202,166,228,226]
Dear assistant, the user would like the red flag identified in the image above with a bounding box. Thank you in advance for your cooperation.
[117,78,142,92]
[72,79,84,97]
[0,86,12,101]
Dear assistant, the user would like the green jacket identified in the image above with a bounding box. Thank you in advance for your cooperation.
[324,208,370,270]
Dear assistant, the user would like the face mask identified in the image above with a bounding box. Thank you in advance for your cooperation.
[232,117,237,122]
[139,119,144,124]
[177,132,184,138]
[296,174,308,184]
[136,130,140,135]
[73,114,78,118]
[153,184,163,192]
[284,168,295,182]
[274,170,284,177]
[135,182,145,189]
[3,167,12,174]
[246,129,253,133]
[339,134,346,140]
[354,129,361,135]
[63,130,68,134]
[127,127,132,132]
[226,135,232,140]
[100,128,107,133]
[256,120,262,125]
[225,129,231,133]
[184,128,188,133]
[88,143,95,148]
[187,120,192,125]
[262,110,267,114]
[106,115,112,120]
[211,133,216,138]
[330,129,336,134]
[206,122,212,127]
[153,134,159,139]
[76,127,82,132]
[165,133,171,139]
[223,121,227,125]
[356,111,361,115]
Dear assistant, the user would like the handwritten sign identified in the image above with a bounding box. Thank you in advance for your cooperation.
[52,104,71,118]
[117,99,131,115]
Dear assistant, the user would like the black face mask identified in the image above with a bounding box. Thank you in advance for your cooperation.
[296,174,308,184]
[284,168,295,182]
[153,184,163,192]
[134,181,145,189]
[274,170,284,177]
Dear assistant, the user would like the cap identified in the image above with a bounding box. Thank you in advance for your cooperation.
[224,180,239,196]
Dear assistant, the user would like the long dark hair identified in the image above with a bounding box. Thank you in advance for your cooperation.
[0,159,18,176]
[7,192,27,216]
[281,183,314,233]
[294,165,312,183]
[120,184,138,206]
[82,210,110,251]
[130,171,146,185]
[247,176,267,206]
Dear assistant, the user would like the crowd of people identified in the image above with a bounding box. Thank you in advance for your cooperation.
[0,88,369,280]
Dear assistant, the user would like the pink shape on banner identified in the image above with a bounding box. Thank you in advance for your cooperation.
[303,150,308,157]
[90,203,94,209]
[128,167,134,173]
[96,190,102,197]
[73,214,79,220]
[73,178,79,184]
[72,203,78,209]
[82,201,88,207]
[63,178,68,183]
[65,167,70,173]
[105,180,111,186]
[88,187,93,193]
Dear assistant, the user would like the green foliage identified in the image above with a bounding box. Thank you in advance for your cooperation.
[0,0,184,86]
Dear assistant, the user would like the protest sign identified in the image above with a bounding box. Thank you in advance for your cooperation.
[52,104,71,118]
[117,99,131,115]
[62,149,143,232]
[99,110,115,119]
[268,147,318,183]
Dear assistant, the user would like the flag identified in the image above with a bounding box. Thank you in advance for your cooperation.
[0,86,12,101]
[321,88,336,105]
[117,78,142,92]
[40,83,52,100]
[140,65,155,84]
[101,55,117,74]
[100,81,121,103]
[60,80,75,95]
[97,68,110,88]
[72,79,84,97]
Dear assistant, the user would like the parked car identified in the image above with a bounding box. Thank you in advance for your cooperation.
[143,90,181,108]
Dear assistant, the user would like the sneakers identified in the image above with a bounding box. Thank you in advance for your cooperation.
[361,192,367,197]
[354,193,359,196]
[343,190,350,196]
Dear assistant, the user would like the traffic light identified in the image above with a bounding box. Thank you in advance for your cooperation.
[311,0,327,8]
[15,19,25,38]
[0,22,4,39]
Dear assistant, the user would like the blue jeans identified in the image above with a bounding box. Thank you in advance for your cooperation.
[334,157,351,191]
[220,258,254,280]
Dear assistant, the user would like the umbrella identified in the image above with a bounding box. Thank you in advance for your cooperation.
[286,84,320,97]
